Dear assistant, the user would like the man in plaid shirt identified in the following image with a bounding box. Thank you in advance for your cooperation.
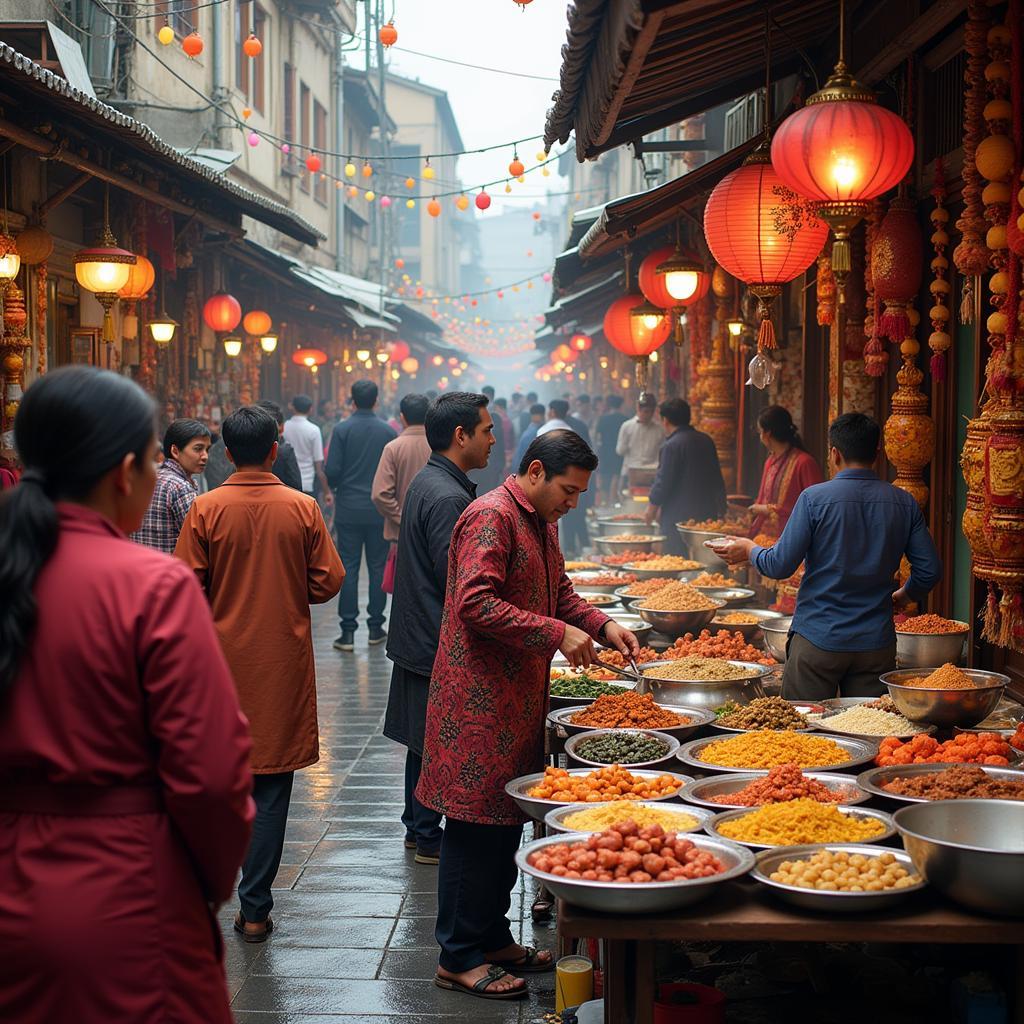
[133,418,211,553]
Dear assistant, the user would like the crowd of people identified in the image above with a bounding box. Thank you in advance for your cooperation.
[0,365,943,1015]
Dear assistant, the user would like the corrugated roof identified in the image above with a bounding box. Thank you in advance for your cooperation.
[0,41,325,245]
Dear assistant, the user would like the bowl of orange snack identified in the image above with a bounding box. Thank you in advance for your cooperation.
[873,732,1017,767]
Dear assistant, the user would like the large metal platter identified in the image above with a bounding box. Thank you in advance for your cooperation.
[811,708,937,741]
[881,668,1008,729]
[705,804,895,850]
[621,562,704,581]
[543,800,714,836]
[751,844,927,912]
[709,608,786,643]
[566,571,638,595]
[575,591,622,609]
[505,768,692,822]
[515,831,754,914]
[547,703,716,742]
[641,659,772,685]
[564,728,680,770]
[548,677,637,711]
[594,535,667,555]
[856,762,1024,805]
[680,772,868,810]
[676,733,879,774]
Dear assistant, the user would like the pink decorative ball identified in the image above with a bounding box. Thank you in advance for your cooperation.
[248,132,259,147]
[281,143,290,154]
[380,195,392,208]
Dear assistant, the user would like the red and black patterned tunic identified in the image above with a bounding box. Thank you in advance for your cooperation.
[417,476,610,825]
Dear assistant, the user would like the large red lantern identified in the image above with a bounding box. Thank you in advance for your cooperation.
[872,196,923,343]
[704,144,828,349]
[378,21,397,47]
[242,309,272,336]
[389,339,411,362]
[771,59,914,291]
[203,292,242,332]
[603,293,672,390]
[291,347,328,368]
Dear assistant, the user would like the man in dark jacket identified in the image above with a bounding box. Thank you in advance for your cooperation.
[326,380,397,650]
[384,392,494,864]
[202,402,302,492]
[645,398,726,553]
[468,385,505,494]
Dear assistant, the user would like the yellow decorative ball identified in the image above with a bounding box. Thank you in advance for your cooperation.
[907,307,921,328]
[931,207,949,223]
[158,25,174,45]
[977,133,1014,182]
[986,224,1008,251]
[930,255,949,271]
[982,181,1011,206]
[931,229,949,246]
[930,305,950,323]
[344,162,356,178]
[988,311,1009,336]
[364,190,375,201]
[900,339,920,358]
[929,331,951,352]
[985,60,1010,84]
[406,199,415,209]
[929,278,951,295]
[3,353,24,374]
[990,270,1010,295]
[984,98,1012,124]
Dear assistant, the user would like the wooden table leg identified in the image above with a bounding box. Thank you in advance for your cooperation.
[603,939,629,1024]
[632,939,655,1024]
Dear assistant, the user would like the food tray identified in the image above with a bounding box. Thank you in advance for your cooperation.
[642,659,772,685]
[621,562,701,581]
[709,699,818,734]
[709,608,786,642]
[856,762,1024,805]
[543,800,714,836]
[515,831,754,913]
[566,572,637,595]
[881,668,1008,729]
[594,535,667,555]
[564,728,681,770]
[751,844,927,912]
[694,587,756,608]
[548,677,637,711]
[704,804,895,850]
[547,703,716,742]
[676,733,879,775]
[505,768,693,822]
[811,708,937,741]
[575,591,621,608]
[680,772,869,810]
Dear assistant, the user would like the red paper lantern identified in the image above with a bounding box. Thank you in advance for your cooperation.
[118,255,155,302]
[306,154,322,173]
[389,339,411,362]
[182,32,203,57]
[638,246,702,310]
[242,309,272,336]
[571,332,592,352]
[554,343,572,362]
[291,348,328,367]
[379,21,397,47]
[703,146,828,348]
[872,196,923,343]
[203,292,242,332]
[242,34,262,57]
[603,294,672,358]
[475,190,492,210]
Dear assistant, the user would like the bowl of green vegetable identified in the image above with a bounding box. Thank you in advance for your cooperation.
[548,673,637,709]
[565,728,680,769]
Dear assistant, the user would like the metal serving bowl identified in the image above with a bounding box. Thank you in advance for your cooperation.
[595,516,649,536]
[709,608,786,643]
[680,771,868,810]
[811,709,937,741]
[894,799,1024,916]
[639,659,770,709]
[633,602,725,637]
[515,831,754,914]
[881,668,1009,728]
[677,733,878,775]
[566,571,638,595]
[505,768,693,822]
[594,534,666,555]
[547,703,716,743]
[857,762,1024,806]
[621,562,703,581]
[705,804,895,851]
[602,613,655,645]
[575,591,621,609]
[544,799,714,836]
[760,616,793,663]
[752,844,927,912]
[696,587,756,608]
[895,625,970,668]
[676,525,744,568]
[565,728,681,770]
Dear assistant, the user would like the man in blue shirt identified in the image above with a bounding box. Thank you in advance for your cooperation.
[715,413,941,700]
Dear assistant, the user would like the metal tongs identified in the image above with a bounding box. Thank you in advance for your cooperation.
[626,652,650,695]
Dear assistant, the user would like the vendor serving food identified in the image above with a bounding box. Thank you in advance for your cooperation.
[714,413,941,701]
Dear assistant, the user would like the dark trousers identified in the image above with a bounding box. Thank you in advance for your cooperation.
[560,505,589,556]
[782,632,897,701]
[403,751,443,848]
[336,520,389,632]
[436,818,523,973]
[659,516,685,555]
[238,771,294,922]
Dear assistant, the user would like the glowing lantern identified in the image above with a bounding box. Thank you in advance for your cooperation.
[242,310,272,336]
[571,332,592,352]
[603,293,671,390]
[509,154,525,177]
[432,354,444,366]
[456,195,470,211]
[428,199,441,218]
[260,333,278,353]
[362,163,373,178]
[222,336,242,357]
[291,347,328,368]
[247,132,259,147]
[390,340,411,362]
[74,192,137,345]
[532,212,541,221]
[242,107,253,120]
[423,163,436,180]
[380,195,392,207]
[118,255,155,305]
[365,191,376,202]
[243,34,262,57]
[306,153,321,173]
[347,186,358,198]
[345,162,357,178]
[158,25,174,45]
[406,199,416,209]
[401,356,419,374]
[476,190,492,210]
[554,343,573,362]
[395,258,405,269]
[379,21,397,47]
[281,143,290,153]
[514,0,533,8]
[182,32,203,57]
[203,292,242,333]
[703,144,829,349]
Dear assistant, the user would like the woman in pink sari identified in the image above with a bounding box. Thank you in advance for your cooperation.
[749,406,822,541]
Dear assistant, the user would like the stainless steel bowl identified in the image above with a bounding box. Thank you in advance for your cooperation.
[709,608,786,643]
[881,668,1009,728]
[595,517,649,536]
[677,733,879,774]
[696,587,756,608]
[543,800,714,836]
[602,614,654,645]
[812,708,936,741]
[760,617,793,663]
[505,768,693,822]
[575,591,621,609]
[676,526,744,568]
[621,562,703,581]
[639,659,770,709]
[680,771,868,810]
[633,602,725,637]
[752,844,927,912]
[705,804,895,850]
[594,535,666,554]
[515,831,754,913]
[565,728,681,770]
[895,625,970,668]
[566,572,638,595]
[857,762,1024,805]
[894,799,1024,915]
[547,703,716,743]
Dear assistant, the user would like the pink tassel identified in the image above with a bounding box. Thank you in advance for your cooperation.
[930,352,946,381]
[863,337,888,377]
[879,308,910,343]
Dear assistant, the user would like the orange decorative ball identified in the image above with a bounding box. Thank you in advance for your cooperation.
[242,34,262,57]
[509,156,525,177]
[182,32,204,57]
[242,310,272,336]
[427,199,441,218]
[379,21,397,47]
[306,154,321,173]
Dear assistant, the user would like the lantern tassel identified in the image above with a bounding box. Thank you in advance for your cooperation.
[752,289,780,350]
[981,582,1000,644]
[863,336,888,377]
[879,303,911,343]
[960,277,976,324]
[757,317,776,351]
[930,351,947,382]
[997,586,1024,653]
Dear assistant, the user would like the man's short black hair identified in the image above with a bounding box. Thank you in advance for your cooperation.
[606,394,624,410]
[400,392,429,426]
[292,394,313,415]
[482,385,495,399]
[223,406,278,466]
[530,403,546,417]
[526,391,538,402]
[425,391,488,451]
[519,428,599,478]
[829,412,880,464]
[549,399,570,419]
[659,398,691,428]
[163,418,211,459]
[255,399,285,428]
[577,393,591,404]
[511,392,523,401]
[351,379,378,410]
[317,398,335,416]
[495,397,507,410]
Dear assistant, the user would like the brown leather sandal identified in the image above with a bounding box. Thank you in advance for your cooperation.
[434,965,527,1000]
[233,912,274,943]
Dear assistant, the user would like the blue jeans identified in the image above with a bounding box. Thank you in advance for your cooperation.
[336,519,389,632]
[403,750,443,849]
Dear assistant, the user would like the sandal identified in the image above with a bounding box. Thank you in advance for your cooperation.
[233,912,273,943]
[434,965,527,1000]
[489,945,555,973]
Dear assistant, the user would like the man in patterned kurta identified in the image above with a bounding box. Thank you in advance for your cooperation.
[419,429,639,1001]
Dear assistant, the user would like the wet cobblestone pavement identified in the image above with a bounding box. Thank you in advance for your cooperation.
[222,600,557,1022]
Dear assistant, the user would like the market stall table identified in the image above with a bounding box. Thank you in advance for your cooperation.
[558,878,1024,1024]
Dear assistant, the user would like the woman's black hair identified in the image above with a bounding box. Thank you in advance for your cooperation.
[0,366,156,695]
[758,405,805,450]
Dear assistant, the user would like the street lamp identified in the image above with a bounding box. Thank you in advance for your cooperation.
[223,336,242,357]
[260,333,278,353]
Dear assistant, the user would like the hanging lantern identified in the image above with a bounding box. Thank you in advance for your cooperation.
[401,356,419,374]
[390,339,411,362]
[118,255,155,306]
[427,199,441,218]
[554,342,573,362]
[158,24,174,45]
[242,309,272,336]
[291,347,328,368]
[571,332,592,352]
[771,56,914,294]
[364,190,376,202]
[345,162,357,178]
[406,199,416,209]
[243,33,262,57]
[404,176,415,189]
[203,292,242,333]
[148,314,178,346]
[242,107,253,120]
[247,132,259,147]
[0,232,20,282]
[603,293,672,390]
[381,195,392,207]
[514,0,533,8]
[379,20,398,46]
[509,153,525,177]
[259,333,278,353]
[395,257,405,269]
[16,224,53,266]
[423,162,436,180]
[456,195,470,211]
[476,190,492,210]
[362,163,373,178]
[182,32,204,57]
[222,336,242,358]
[704,143,829,349]
[532,211,542,222]
[872,196,923,343]
[306,153,322,173]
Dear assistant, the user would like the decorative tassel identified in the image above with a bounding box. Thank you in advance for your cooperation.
[996,586,1024,652]
[961,278,976,323]
[982,581,1000,642]
[863,337,888,377]
[930,352,947,382]
[757,317,776,350]
[879,306,911,342]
